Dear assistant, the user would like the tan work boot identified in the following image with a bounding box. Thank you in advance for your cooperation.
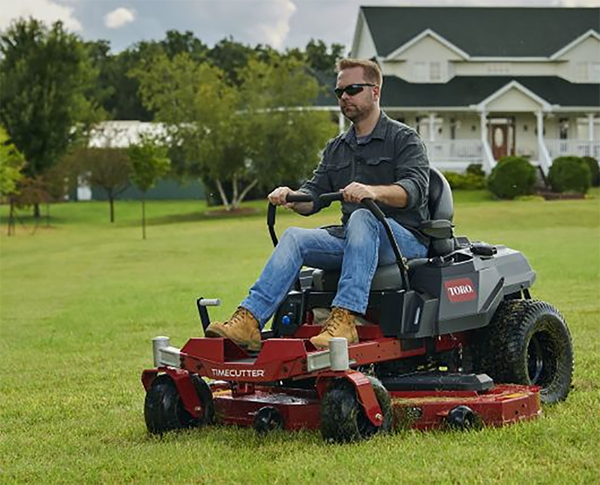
[204,307,262,351]
[309,307,359,349]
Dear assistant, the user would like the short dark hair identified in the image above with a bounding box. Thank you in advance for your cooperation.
[336,58,383,86]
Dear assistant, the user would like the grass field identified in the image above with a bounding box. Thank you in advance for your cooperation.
[1,191,599,485]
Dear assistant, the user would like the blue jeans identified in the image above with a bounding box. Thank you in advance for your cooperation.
[241,209,428,328]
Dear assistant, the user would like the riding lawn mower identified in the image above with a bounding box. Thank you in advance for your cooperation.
[141,168,574,442]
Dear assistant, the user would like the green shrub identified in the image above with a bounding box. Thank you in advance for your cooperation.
[442,170,486,190]
[548,156,591,194]
[581,156,599,187]
[487,156,536,199]
[466,163,486,178]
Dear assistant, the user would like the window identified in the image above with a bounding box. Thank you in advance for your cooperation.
[414,62,427,82]
[416,115,443,140]
[559,118,569,140]
[412,61,444,82]
[450,118,459,140]
[430,62,441,81]
[590,62,600,82]
[578,62,588,80]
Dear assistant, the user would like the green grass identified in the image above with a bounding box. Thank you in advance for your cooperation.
[1,192,599,485]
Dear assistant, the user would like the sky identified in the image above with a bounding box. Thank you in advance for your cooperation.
[0,0,598,53]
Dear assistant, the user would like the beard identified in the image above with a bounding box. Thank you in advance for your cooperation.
[340,98,373,123]
[340,103,367,123]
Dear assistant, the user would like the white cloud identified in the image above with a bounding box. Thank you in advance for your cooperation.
[253,0,297,49]
[104,7,136,30]
[0,0,82,32]
[194,0,297,49]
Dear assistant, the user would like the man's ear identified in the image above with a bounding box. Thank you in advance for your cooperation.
[373,84,381,103]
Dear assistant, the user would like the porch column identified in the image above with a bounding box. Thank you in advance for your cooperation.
[479,110,495,174]
[428,113,436,142]
[536,111,551,175]
[338,112,345,134]
[479,110,487,144]
[536,111,546,146]
[588,113,595,142]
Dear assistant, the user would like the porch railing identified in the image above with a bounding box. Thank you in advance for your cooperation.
[424,139,484,172]
[545,139,600,160]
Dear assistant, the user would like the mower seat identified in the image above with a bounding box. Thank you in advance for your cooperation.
[310,168,454,292]
[422,167,454,258]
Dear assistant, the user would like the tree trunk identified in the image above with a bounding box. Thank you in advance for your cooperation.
[33,203,41,219]
[8,200,15,236]
[46,202,50,227]
[109,197,115,223]
[232,174,239,204]
[232,178,259,209]
[215,179,232,211]
[141,193,146,240]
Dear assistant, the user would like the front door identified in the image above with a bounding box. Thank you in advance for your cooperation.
[488,117,515,160]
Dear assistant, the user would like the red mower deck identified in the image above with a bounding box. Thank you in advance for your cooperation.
[142,335,541,434]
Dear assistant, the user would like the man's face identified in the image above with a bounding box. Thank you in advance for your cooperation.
[335,66,380,123]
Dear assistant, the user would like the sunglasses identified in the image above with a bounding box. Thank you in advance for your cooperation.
[334,83,376,99]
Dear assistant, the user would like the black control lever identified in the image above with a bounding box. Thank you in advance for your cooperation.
[267,192,411,290]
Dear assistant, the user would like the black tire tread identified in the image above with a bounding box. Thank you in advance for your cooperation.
[475,299,574,403]
[144,374,214,434]
[320,376,392,443]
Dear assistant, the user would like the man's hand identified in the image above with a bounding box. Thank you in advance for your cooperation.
[268,186,314,214]
[268,186,294,207]
[341,182,409,207]
[341,182,378,203]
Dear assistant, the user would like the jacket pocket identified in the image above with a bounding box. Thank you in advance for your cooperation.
[322,159,351,171]
[363,157,395,183]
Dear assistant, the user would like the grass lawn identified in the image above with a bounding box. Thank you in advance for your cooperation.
[1,191,599,485]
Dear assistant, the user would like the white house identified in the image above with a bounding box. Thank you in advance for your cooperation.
[338,6,600,174]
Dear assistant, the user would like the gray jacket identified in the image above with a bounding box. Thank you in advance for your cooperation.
[300,112,430,245]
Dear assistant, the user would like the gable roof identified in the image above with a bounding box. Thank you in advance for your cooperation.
[386,29,469,60]
[379,76,600,109]
[360,7,600,58]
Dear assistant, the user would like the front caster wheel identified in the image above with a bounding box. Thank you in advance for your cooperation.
[144,373,214,434]
[447,405,478,430]
[320,376,392,443]
[253,406,284,433]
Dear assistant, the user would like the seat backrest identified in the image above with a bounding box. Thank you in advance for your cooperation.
[427,168,455,257]
[428,167,453,222]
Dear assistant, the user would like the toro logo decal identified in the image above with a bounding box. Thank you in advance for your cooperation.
[444,278,477,303]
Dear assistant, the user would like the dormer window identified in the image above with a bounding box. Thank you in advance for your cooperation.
[577,62,600,82]
[412,61,445,82]
[592,63,600,82]
[430,62,442,81]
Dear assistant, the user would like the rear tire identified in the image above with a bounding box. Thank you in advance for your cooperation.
[475,300,573,403]
[145,374,214,434]
[320,376,392,443]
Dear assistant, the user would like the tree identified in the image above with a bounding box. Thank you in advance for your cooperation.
[0,127,25,198]
[133,53,337,210]
[0,18,99,217]
[305,39,345,75]
[67,142,132,223]
[127,136,170,239]
[161,30,208,63]
[133,53,243,209]
[1,127,26,235]
[238,58,338,191]
[207,37,255,86]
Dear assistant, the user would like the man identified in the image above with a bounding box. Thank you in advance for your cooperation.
[205,58,430,350]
